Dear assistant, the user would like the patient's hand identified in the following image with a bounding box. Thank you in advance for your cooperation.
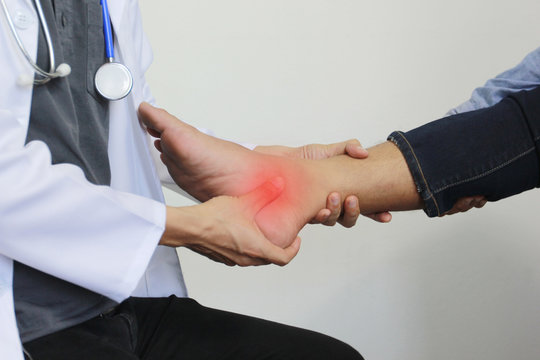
[139,103,342,248]
[442,195,487,216]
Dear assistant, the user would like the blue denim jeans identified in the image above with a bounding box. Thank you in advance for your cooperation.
[388,86,540,217]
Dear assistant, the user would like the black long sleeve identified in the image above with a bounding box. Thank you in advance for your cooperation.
[388,86,540,217]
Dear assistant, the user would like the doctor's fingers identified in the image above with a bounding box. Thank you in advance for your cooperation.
[185,244,270,267]
[186,244,236,266]
[363,212,392,223]
[312,193,362,227]
[185,239,299,267]
[324,139,365,159]
[344,141,369,159]
[202,229,301,267]
[321,192,343,226]
[239,236,301,267]
[311,192,348,226]
[299,139,368,161]
[339,195,361,227]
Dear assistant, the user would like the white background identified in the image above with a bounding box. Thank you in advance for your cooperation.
[139,1,540,359]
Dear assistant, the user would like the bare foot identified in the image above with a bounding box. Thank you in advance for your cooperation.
[139,103,330,247]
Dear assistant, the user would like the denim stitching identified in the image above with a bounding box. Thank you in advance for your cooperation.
[432,147,536,194]
[392,132,441,216]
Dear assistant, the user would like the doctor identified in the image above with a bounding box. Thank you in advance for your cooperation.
[0,0,370,359]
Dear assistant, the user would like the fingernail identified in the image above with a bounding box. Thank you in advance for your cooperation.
[358,145,368,153]
[331,195,339,206]
[348,198,357,208]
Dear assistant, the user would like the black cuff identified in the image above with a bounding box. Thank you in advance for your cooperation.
[388,86,540,217]
[388,131,441,217]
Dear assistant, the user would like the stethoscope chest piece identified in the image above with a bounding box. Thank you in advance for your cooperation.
[93,0,132,101]
[95,61,133,101]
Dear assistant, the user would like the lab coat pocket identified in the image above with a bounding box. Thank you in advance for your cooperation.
[86,2,106,101]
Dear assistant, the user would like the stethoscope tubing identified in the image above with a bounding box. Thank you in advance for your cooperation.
[95,0,133,100]
[2,0,132,99]
[0,0,57,83]
[100,0,114,60]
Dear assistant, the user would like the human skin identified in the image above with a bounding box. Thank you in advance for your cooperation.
[139,103,424,248]
[254,144,392,225]
[161,178,301,266]
[252,142,423,246]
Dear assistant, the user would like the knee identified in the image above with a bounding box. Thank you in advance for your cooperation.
[323,340,364,360]
[284,333,363,359]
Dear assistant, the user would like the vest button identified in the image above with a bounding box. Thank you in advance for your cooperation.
[13,9,34,30]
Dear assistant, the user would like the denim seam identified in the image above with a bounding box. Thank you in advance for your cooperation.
[389,132,441,216]
[431,147,535,194]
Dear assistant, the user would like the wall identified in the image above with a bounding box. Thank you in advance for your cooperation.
[139,1,540,359]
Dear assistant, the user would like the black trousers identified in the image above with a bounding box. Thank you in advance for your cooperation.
[24,296,363,360]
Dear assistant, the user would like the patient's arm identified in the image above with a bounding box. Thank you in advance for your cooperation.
[255,143,392,225]
[139,103,422,248]
[388,86,540,217]
[251,142,424,245]
[141,84,540,247]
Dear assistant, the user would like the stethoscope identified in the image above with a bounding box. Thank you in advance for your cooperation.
[0,0,133,101]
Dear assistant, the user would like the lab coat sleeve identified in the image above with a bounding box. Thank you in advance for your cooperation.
[0,255,23,360]
[447,46,540,115]
[0,111,165,303]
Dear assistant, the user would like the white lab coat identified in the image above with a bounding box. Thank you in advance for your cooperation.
[0,0,187,358]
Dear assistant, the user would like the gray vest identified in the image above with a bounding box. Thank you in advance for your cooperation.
[14,0,118,342]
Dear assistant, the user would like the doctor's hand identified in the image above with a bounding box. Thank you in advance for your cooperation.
[139,102,389,229]
[255,143,392,226]
[139,102,362,248]
[160,178,301,267]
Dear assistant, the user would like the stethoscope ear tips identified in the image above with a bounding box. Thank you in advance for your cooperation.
[16,63,72,87]
[17,74,34,87]
[56,63,71,77]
